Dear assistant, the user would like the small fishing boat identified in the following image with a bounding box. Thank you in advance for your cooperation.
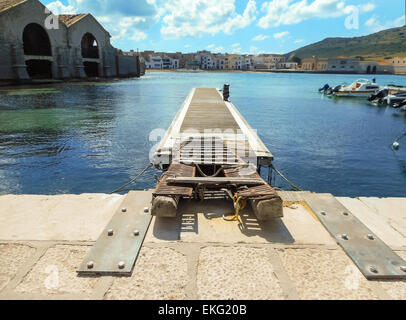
[334,79,380,97]
[383,92,406,106]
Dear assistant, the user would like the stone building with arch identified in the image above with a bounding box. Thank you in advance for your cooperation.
[0,0,141,81]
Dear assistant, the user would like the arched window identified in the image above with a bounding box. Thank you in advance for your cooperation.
[81,33,99,59]
[23,23,52,56]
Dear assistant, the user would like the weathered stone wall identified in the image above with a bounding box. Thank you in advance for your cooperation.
[117,55,140,77]
[0,0,121,80]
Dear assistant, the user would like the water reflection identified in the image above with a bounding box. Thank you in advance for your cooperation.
[0,73,405,197]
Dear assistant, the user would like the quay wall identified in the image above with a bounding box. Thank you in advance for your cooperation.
[0,192,405,300]
[117,55,141,77]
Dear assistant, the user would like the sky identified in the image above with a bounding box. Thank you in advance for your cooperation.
[41,0,406,54]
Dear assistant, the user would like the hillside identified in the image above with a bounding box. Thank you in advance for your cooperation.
[287,25,406,61]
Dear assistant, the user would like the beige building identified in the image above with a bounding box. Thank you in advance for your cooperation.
[225,54,239,70]
[316,58,328,71]
[301,57,327,71]
[383,57,406,74]
[301,57,316,70]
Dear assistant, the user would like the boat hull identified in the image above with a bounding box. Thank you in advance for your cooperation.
[334,90,378,97]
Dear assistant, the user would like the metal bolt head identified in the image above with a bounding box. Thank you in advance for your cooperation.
[320,211,326,216]
[133,230,140,236]
[118,261,125,269]
[343,211,349,216]
[144,207,149,213]
[122,208,127,213]
[370,265,379,274]
[87,261,94,269]
[367,234,375,240]
[341,234,349,240]
[107,229,114,236]
[400,266,406,273]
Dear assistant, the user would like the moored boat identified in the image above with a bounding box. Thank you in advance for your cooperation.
[334,79,380,97]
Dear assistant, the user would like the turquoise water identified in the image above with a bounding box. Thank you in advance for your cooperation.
[0,72,405,197]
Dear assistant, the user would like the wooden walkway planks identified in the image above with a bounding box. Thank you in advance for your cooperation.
[181,88,240,132]
[154,88,273,168]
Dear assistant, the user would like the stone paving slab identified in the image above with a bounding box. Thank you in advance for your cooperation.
[15,245,101,298]
[105,247,188,300]
[358,197,406,239]
[0,192,405,300]
[197,246,286,300]
[177,200,335,245]
[0,244,36,292]
[0,194,124,241]
[276,247,380,300]
[378,251,406,300]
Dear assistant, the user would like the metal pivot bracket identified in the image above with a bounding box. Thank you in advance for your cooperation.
[77,191,152,276]
[303,193,406,280]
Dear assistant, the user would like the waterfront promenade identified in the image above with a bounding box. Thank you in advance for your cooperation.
[0,191,405,300]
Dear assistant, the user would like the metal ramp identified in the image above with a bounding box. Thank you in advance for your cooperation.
[303,193,406,280]
[77,191,152,275]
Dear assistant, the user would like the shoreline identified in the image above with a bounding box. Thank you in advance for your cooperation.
[146,68,401,76]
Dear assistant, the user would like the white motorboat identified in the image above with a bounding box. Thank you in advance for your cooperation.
[383,92,406,105]
[334,79,380,97]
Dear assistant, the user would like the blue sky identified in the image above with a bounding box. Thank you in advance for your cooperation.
[42,0,406,54]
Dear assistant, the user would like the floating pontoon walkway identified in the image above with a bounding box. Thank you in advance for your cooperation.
[154,88,273,168]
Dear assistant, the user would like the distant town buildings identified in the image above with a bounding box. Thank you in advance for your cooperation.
[299,56,406,75]
[138,49,406,75]
[139,50,291,72]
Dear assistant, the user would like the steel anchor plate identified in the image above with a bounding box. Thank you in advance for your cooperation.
[302,193,406,280]
[77,191,152,275]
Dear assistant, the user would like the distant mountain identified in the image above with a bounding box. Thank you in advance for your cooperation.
[287,25,406,61]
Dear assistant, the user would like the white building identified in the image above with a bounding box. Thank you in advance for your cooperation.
[199,52,216,70]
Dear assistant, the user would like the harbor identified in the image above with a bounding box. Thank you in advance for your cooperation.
[1,76,406,300]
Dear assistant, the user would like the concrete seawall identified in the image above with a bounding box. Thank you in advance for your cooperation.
[0,191,405,300]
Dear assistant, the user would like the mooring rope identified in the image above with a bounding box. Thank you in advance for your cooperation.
[110,162,154,194]
[271,164,303,192]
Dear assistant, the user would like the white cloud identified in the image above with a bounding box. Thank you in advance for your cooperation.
[207,44,216,49]
[214,46,224,52]
[258,0,375,29]
[252,34,269,41]
[274,31,289,39]
[130,31,148,41]
[294,39,304,43]
[45,0,74,14]
[231,43,240,47]
[161,0,257,38]
[365,15,405,33]
[232,47,242,53]
[45,0,161,44]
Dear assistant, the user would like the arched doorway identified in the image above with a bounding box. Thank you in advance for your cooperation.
[23,23,53,79]
[372,66,377,74]
[25,60,52,79]
[366,66,371,74]
[23,23,52,56]
[81,33,99,59]
[81,33,99,77]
